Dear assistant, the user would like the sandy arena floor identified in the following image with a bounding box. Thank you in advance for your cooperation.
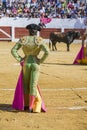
[0,42,87,130]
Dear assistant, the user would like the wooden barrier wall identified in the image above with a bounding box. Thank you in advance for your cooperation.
[15,28,29,38]
[40,28,61,38]
[0,26,11,39]
[0,26,86,41]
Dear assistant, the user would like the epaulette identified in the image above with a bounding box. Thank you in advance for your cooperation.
[35,36,43,45]
[37,36,43,42]
[19,36,28,45]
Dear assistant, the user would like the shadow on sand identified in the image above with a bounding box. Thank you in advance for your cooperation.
[0,104,21,113]
[43,62,87,66]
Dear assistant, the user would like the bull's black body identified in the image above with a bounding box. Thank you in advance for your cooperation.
[49,30,80,51]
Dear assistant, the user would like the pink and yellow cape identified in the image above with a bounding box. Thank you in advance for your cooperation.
[73,44,87,65]
[12,63,46,112]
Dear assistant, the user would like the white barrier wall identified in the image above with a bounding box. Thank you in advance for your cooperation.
[0,17,86,29]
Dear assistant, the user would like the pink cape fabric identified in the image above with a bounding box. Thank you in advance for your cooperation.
[40,18,52,24]
[73,44,84,64]
[12,66,47,112]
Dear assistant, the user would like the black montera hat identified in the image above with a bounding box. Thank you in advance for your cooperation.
[26,23,41,31]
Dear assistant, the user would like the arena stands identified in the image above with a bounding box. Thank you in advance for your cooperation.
[0,0,86,42]
[0,0,86,19]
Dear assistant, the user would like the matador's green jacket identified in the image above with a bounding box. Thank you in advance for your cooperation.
[11,36,50,96]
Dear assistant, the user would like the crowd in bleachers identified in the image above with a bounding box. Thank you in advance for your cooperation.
[0,0,87,19]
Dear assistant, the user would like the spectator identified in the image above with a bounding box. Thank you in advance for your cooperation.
[0,0,86,18]
[38,19,46,28]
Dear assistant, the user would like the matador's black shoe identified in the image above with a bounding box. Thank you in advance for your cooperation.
[24,106,29,111]
[29,108,33,113]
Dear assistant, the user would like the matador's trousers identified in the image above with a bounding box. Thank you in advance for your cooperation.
[22,55,42,112]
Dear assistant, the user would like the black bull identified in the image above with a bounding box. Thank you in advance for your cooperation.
[49,30,81,51]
